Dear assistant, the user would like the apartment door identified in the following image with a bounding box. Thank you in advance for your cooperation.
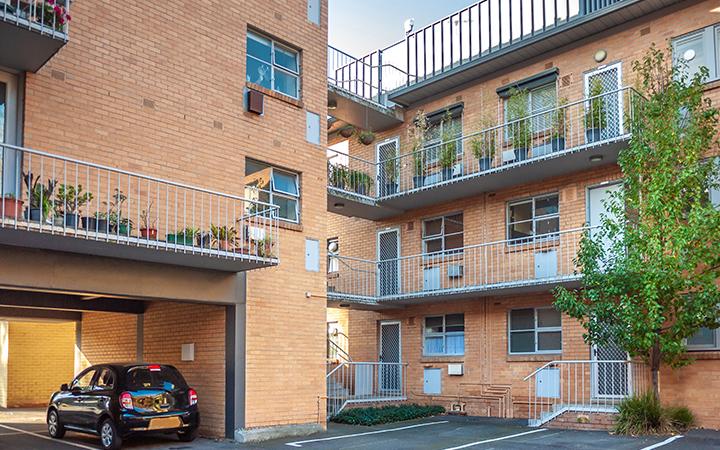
[0,71,19,197]
[588,182,622,257]
[379,321,402,393]
[376,138,399,196]
[584,62,623,141]
[377,228,400,297]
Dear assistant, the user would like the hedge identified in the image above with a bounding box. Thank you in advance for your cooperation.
[330,404,446,426]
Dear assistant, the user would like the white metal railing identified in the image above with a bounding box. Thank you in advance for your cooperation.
[1,0,70,39]
[523,360,650,427]
[325,87,640,201]
[327,227,588,303]
[327,329,352,363]
[326,361,407,419]
[0,143,280,265]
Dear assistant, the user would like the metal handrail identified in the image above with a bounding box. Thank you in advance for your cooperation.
[523,359,630,381]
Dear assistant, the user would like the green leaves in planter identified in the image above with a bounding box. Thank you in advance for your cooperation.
[331,404,445,426]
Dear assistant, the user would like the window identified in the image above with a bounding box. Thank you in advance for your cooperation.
[424,108,463,164]
[126,366,188,390]
[94,368,115,391]
[424,314,464,355]
[509,307,562,354]
[687,327,719,350]
[672,24,720,82]
[507,194,559,241]
[327,238,339,273]
[245,159,300,223]
[70,369,96,392]
[247,31,300,98]
[503,83,557,133]
[422,213,463,254]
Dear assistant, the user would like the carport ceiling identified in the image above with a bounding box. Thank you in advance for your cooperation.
[0,289,145,314]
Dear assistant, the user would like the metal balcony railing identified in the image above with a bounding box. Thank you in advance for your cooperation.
[0,143,279,267]
[328,0,629,104]
[524,360,650,427]
[327,227,589,303]
[326,361,408,418]
[326,87,640,201]
[1,0,70,39]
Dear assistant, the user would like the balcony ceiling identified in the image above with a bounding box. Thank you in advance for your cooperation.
[328,85,404,132]
[389,0,685,107]
[0,21,66,72]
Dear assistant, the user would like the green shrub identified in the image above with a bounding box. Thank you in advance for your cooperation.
[331,404,445,426]
[614,392,694,435]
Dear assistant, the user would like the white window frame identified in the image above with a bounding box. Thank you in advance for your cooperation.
[423,314,465,356]
[327,238,339,273]
[422,213,464,255]
[671,24,720,82]
[246,161,300,223]
[687,327,720,351]
[503,82,558,138]
[247,30,300,99]
[508,307,562,355]
[507,193,560,242]
[424,110,463,164]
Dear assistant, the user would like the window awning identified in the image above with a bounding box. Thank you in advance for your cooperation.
[496,68,559,98]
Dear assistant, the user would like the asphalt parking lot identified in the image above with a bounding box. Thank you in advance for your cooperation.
[3,412,720,450]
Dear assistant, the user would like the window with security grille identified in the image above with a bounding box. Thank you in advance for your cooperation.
[509,307,561,354]
[424,314,464,355]
[247,30,300,98]
[422,213,463,254]
[507,194,559,242]
[244,159,300,223]
[424,108,463,164]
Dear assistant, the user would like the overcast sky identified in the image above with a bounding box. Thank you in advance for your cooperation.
[329,0,475,57]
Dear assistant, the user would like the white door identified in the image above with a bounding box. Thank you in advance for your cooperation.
[379,321,401,393]
[0,71,19,197]
[376,138,399,196]
[377,228,400,297]
[588,182,622,257]
[584,62,623,142]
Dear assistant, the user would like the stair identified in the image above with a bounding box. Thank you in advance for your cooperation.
[529,403,619,427]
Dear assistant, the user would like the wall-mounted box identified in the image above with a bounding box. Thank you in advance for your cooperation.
[448,363,464,375]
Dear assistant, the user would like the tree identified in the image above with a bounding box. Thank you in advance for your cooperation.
[554,45,720,400]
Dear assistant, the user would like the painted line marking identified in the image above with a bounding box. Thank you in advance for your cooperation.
[640,435,684,450]
[0,423,99,450]
[441,428,549,450]
[284,420,450,447]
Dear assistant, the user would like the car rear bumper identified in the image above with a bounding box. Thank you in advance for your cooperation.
[119,410,199,435]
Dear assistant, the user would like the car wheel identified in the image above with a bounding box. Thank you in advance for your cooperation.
[99,418,122,450]
[47,409,65,439]
[177,426,198,442]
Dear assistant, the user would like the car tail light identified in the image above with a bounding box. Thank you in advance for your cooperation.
[188,389,198,406]
[120,392,134,410]
[148,364,161,372]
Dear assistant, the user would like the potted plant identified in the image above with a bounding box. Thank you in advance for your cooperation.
[469,115,497,171]
[105,189,133,235]
[329,164,348,190]
[585,78,607,143]
[167,227,198,246]
[210,224,237,251]
[350,170,373,196]
[139,201,158,239]
[54,184,93,228]
[1,194,23,220]
[548,97,568,152]
[41,0,71,32]
[439,110,458,181]
[382,158,398,195]
[409,110,428,188]
[357,130,376,146]
[506,89,532,161]
[257,236,274,258]
[338,125,355,138]
[23,172,56,223]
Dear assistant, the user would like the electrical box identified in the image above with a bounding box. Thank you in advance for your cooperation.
[247,89,264,115]
[447,363,464,376]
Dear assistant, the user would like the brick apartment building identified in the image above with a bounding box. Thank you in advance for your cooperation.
[0,0,328,442]
[325,0,720,429]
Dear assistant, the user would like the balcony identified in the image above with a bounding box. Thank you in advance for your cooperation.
[327,87,640,220]
[0,0,69,72]
[328,0,682,107]
[0,143,279,272]
[327,227,586,308]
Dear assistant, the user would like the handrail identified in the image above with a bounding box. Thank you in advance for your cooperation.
[523,359,631,381]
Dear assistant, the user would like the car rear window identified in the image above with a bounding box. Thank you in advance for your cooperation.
[125,366,187,391]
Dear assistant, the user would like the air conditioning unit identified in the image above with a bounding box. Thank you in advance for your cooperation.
[448,264,464,278]
[447,363,464,376]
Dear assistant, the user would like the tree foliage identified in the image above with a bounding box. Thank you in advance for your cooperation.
[554,45,720,397]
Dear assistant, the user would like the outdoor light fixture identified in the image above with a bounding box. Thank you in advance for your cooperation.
[589,155,604,163]
[328,99,338,110]
[339,303,350,308]
[594,49,607,63]
[334,202,345,209]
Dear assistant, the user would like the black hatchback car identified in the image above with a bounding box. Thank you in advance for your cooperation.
[47,363,199,449]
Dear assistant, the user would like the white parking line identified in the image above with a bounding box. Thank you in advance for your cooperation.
[640,435,684,449]
[0,423,99,449]
[284,420,450,447]
[441,428,549,450]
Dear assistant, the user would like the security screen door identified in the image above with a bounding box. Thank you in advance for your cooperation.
[584,62,623,141]
[377,228,400,297]
[379,321,401,393]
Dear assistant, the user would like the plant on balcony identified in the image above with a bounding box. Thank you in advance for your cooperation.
[469,115,497,171]
[506,89,532,161]
[257,236,274,258]
[329,164,348,190]
[349,169,373,196]
[547,97,568,152]
[357,130,376,146]
[584,78,607,143]
[1,193,23,220]
[381,158,398,195]
[54,184,93,228]
[554,45,720,404]
[139,201,158,239]
[408,110,429,188]
[22,172,56,223]
[105,189,133,235]
[42,0,71,32]
[167,227,199,246]
[338,125,355,138]
[210,224,237,251]
[439,110,459,181]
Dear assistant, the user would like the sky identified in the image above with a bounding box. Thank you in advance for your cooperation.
[329,0,476,57]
